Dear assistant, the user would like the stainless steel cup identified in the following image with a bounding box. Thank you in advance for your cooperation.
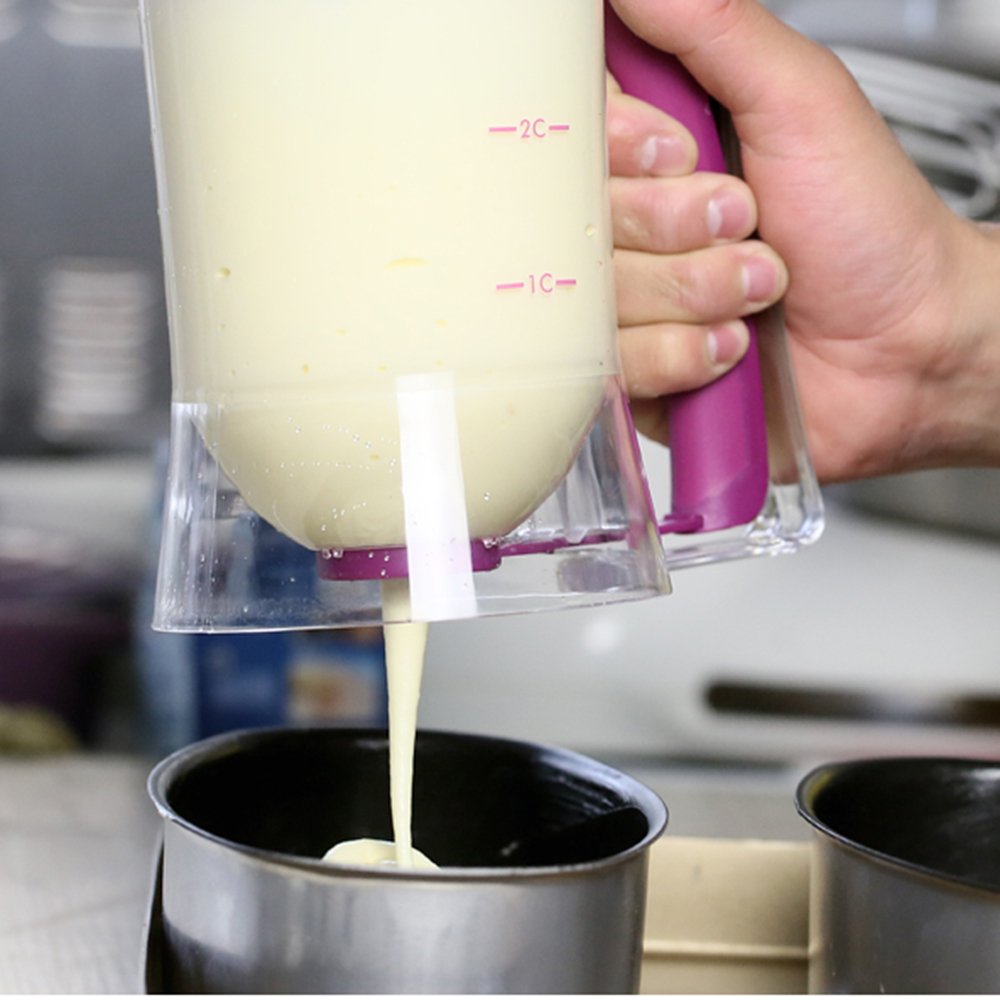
[796,756,1000,994]
[147,727,667,994]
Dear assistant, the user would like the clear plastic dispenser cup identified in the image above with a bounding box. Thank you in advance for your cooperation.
[139,0,822,632]
[145,727,668,994]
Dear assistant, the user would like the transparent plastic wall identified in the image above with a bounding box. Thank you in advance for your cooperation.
[153,378,673,630]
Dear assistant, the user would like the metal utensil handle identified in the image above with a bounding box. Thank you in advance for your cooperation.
[605,3,770,532]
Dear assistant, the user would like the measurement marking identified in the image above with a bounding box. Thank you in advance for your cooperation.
[496,276,578,293]
[488,121,571,137]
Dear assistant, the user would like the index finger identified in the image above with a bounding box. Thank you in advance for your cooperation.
[607,71,698,178]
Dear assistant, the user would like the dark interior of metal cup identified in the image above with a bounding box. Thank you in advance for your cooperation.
[153,728,665,869]
[797,757,1000,892]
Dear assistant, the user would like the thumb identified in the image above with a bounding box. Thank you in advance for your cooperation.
[605,0,909,256]
[608,0,860,130]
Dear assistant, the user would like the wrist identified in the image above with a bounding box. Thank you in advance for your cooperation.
[921,219,1000,469]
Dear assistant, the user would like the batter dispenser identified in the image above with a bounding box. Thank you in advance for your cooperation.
[141,0,822,631]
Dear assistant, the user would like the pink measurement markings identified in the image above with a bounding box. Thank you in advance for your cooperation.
[488,120,571,137]
[495,276,578,293]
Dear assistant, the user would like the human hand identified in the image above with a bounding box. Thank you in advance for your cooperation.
[607,73,788,409]
[610,0,1000,480]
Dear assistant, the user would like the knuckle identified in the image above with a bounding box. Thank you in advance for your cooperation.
[621,323,713,398]
[656,255,721,320]
[703,0,750,43]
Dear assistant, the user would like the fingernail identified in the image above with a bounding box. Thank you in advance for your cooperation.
[707,189,753,240]
[639,133,692,176]
[707,322,749,370]
[741,255,779,302]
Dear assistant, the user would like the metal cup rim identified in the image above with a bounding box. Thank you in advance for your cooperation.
[795,755,1000,897]
[148,724,668,882]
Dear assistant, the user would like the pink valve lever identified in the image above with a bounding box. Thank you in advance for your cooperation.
[605,3,770,532]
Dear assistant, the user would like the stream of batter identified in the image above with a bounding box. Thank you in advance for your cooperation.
[322,578,438,870]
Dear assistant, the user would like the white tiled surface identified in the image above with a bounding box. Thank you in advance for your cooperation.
[0,756,159,994]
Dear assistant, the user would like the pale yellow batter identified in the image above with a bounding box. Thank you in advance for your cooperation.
[140,0,614,865]
[141,0,614,556]
[323,580,438,870]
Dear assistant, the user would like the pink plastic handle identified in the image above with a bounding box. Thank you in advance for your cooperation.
[605,3,769,532]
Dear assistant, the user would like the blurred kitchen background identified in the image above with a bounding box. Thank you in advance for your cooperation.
[1,0,998,800]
